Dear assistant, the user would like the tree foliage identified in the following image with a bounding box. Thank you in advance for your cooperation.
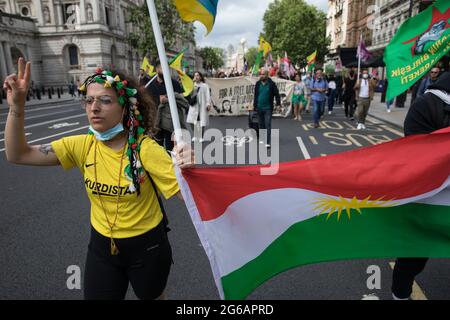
[263,0,330,67]
[199,47,225,71]
[126,0,195,59]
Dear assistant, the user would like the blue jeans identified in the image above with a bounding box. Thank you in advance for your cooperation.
[258,108,272,144]
[312,99,325,124]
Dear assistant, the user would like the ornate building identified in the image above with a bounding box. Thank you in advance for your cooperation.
[0,0,195,87]
[326,0,349,57]
[369,0,420,56]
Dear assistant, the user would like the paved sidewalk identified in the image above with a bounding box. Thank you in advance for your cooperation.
[368,92,411,130]
[0,93,78,111]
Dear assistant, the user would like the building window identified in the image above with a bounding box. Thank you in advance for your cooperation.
[68,45,80,69]
[105,7,111,26]
[21,6,30,16]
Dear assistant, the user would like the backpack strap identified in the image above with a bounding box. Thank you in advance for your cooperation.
[139,136,171,233]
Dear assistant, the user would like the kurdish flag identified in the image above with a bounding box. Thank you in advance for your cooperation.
[177,128,450,299]
[170,50,194,97]
[307,50,317,72]
[384,0,450,101]
[174,0,218,34]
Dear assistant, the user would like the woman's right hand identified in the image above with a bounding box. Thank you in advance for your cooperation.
[3,57,31,110]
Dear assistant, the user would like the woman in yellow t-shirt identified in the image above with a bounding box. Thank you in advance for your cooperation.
[3,58,193,300]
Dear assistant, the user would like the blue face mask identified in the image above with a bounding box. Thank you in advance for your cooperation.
[89,122,124,141]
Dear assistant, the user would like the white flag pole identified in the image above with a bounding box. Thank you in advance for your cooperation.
[357,33,362,82]
[144,74,158,88]
[146,0,183,144]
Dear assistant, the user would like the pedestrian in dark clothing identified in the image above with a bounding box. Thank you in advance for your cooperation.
[395,91,407,108]
[391,72,450,300]
[343,71,357,119]
[147,62,183,151]
[253,69,281,148]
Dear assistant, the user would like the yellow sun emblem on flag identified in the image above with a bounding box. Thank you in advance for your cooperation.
[312,196,396,221]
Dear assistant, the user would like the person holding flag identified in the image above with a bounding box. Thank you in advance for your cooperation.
[3,58,195,300]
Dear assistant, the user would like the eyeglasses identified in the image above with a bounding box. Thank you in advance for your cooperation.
[81,95,116,108]
[430,71,439,74]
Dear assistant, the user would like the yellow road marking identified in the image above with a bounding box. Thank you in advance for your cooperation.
[389,262,428,300]
[381,125,404,137]
[309,136,319,145]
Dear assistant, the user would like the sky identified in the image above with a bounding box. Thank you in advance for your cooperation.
[194,0,328,50]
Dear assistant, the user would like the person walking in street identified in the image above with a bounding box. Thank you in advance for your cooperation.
[253,69,281,148]
[292,74,307,121]
[384,79,394,113]
[3,58,194,300]
[309,69,328,128]
[391,71,450,300]
[354,69,376,130]
[303,73,312,113]
[327,74,337,115]
[343,70,357,120]
[147,61,184,151]
[186,72,211,142]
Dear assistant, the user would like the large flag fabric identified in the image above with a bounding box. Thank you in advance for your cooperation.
[307,50,317,72]
[259,37,272,58]
[252,50,264,75]
[177,127,450,299]
[169,50,194,97]
[174,0,218,34]
[357,39,372,62]
[384,0,450,101]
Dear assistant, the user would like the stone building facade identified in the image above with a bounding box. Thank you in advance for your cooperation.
[0,0,199,87]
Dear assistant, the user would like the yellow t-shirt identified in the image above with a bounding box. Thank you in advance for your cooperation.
[51,134,180,238]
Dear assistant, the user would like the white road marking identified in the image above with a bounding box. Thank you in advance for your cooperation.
[0,126,89,152]
[0,113,86,135]
[0,132,31,142]
[0,108,79,124]
[296,137,311,160]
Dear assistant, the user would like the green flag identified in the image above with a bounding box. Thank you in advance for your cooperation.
[384,0,450,101]
[252,50,264,75]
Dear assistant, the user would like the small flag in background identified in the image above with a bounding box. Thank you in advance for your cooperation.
[174,0,218,34]
[170,49,194,97]
[259,37,272,58]
[141,57,156,77]
[177,127,450,300]
[307,50,317,72]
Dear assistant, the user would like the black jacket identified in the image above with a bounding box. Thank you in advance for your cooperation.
[253,78,281,112]
[404,72,450,136]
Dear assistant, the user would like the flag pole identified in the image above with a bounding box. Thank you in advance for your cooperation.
[357,33,362,82]
[144,74,158,88]
[146,0,183,144]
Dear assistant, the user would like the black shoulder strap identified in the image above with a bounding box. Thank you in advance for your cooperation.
[139,136,171,232]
